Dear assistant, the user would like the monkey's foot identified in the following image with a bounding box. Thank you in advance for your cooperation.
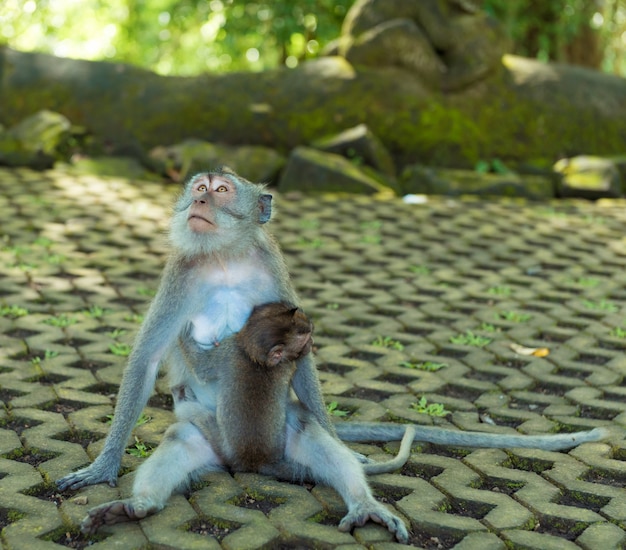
[80,497,158,535]
[339,502,409,543]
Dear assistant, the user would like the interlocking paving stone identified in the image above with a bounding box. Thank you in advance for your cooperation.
[1,167,626,548]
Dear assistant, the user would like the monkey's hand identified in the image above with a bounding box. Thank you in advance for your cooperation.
[80,497,158,535]
[339,502,409,544]
[56,455,120,491]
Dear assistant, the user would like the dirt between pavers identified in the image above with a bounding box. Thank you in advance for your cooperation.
[0,167,625,549]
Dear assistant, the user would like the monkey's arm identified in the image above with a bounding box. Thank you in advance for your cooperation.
[335,422,611,451]
[291,354,335,435]
[57,259,199,490]
[179,333,235,383]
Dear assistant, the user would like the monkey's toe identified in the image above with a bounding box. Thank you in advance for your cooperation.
[80,498,151,534]
[339,504,408,543]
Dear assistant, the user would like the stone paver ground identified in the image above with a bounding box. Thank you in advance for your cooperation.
[1,167,626,549]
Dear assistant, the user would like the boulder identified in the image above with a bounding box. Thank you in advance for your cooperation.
[148,140,285,183]
[401,165,555,198]
[0,110,71,169]
[553,155,623,199]
[278,146,393,195]
[339,0,510,91]
[312,124,396,177]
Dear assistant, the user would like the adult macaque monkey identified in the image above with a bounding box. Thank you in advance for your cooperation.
[80,302,414,539]
[58,167,609,541]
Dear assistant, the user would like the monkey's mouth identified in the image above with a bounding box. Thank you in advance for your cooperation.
[187,215,215,230]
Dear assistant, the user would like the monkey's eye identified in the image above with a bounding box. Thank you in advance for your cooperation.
[216,185,228,193]
[197,184,208,193]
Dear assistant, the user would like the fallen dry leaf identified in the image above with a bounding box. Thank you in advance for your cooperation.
[510,343,550,357]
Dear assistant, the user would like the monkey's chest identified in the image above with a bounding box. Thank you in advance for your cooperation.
[190,263,279,348]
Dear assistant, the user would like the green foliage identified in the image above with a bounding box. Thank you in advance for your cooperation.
[483,0,626,75]
[0,305,29,318]
[411,397,450,417]
[43,314,78,327]
[583,300,619,313]
[1,0,352,75]
[109,342,132,356]
[450,331,492,348]
[126,436,153,458]
[371,336,404,351]
[326,401,349,417]
[400,361,446,372]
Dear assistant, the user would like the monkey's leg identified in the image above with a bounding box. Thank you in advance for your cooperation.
[284,420,409,543]
[81,421,223,535]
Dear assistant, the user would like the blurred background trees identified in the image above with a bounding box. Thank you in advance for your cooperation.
[1,0,624,76]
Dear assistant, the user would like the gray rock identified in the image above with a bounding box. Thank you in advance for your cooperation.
[401,165,555,199]
[553,155,622,199]
[278,147,392,195]
[0,110,71,169]
[312,124,396,177]
[148,140,285,183]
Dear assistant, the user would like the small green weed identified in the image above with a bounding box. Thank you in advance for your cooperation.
[109,329,128,339]
[409,265,430,276]
[487,285,512,296]
[400,361,446,371]
[126,436,153,458]
[31,350,58,365]
[610,327,626,338]
[84,305,107,318]
[361,234,382,245]
[450,331,492,347]
[371,336,404,351]
[137,287,156,297]
[497,311,533,323]
[325,303,340,310]
[109,343,132,356]
[0,305,29,318]
[43,314,78,327]
[326,401,349,417]
[124,313,144,323]
[296,237,324,249]
[583,300,619,313]
[571,277,600,288]
[411,397,450,417]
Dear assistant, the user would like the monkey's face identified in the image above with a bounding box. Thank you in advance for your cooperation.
[187,174,234,234]
[169,169,272,257]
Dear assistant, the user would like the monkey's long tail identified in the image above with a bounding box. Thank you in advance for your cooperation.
[334,422,610,451]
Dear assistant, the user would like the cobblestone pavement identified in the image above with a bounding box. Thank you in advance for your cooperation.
[1,167,626,550]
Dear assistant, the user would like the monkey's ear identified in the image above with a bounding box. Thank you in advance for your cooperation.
[258,194,272,224]
[267,344,284,366]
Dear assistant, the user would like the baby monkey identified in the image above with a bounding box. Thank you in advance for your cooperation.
[198,302,415,475]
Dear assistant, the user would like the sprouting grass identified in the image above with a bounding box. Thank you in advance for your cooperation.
[400,361,447,372]
[43,314,78,327]
[126,436,153,458]
[409,265,430,276]
[411,397,450,417]
[487,285,512,296]
[0,305,29,318]
[450,330,491,347]
[583,300,619,313]
[371,336,404,351]
[326,401,349,417]
[497,311,533,323]
[109,343,132,356]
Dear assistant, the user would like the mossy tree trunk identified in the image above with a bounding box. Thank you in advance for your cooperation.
[1,47,624,167]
